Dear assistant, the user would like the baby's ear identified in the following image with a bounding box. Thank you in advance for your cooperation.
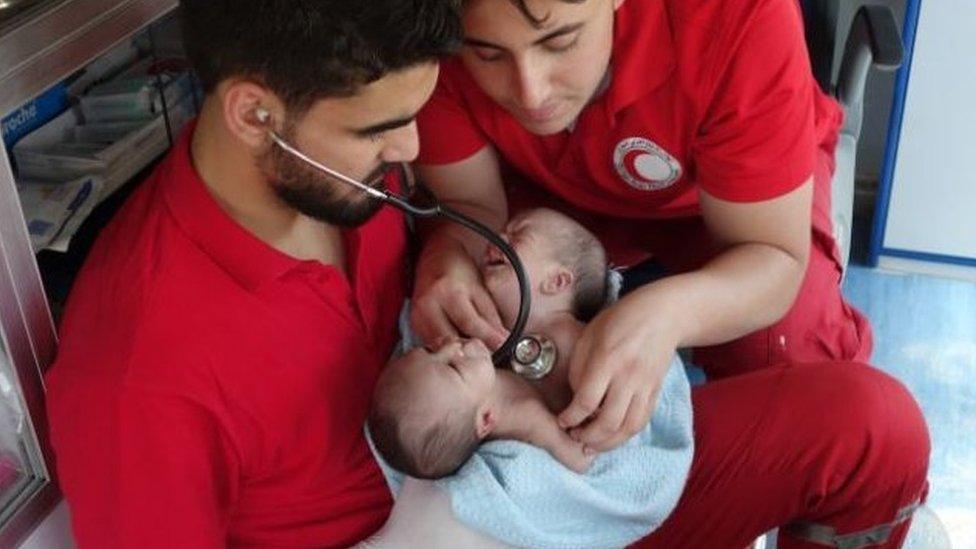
[541,267,574,296]
[475,408,495,439]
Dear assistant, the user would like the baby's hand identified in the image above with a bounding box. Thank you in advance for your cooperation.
[539,421,596,473]
[519,400,595,473]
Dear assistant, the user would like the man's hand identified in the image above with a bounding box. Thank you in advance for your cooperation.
[411,237,508,349]
[558,289,679,453]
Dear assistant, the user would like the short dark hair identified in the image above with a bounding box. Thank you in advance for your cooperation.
[500,0,587,27]
[369,405,479,480]
[180,0,463,112]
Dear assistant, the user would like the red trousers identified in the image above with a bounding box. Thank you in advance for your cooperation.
[632,361,930,548]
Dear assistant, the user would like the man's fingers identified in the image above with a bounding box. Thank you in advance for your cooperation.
[573,381,633,448]
[411,301,459,347]
[624,391,656,436]
[471,291,507,344]
[598,394,656,452]
[558,365,612,429]
[588,392,651,452]
[566,335,592,391]
[443,297,505,346]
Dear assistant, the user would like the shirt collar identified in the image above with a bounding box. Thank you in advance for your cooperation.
[162,120,302,291]
[604,0,676,117]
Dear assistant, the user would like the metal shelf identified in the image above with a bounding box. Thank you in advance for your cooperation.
[0,0,178,117]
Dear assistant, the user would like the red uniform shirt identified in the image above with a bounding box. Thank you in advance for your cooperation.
[46,124,404,547]
[418,0,843,264]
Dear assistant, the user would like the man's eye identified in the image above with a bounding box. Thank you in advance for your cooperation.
[471,46,505,62]
[544,34,579,53]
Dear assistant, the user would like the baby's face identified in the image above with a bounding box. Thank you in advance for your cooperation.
[481,210,563,326]
[388,339,497,428]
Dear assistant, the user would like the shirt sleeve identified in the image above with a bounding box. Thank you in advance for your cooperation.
[416,62,489,165]
[50,380,240,548]
[693,0,819,202]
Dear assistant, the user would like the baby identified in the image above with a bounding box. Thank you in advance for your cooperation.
[369,208,610,478]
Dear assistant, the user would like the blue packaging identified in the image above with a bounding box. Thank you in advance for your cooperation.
[2,84,69,150]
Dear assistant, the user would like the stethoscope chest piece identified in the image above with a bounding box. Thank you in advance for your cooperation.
[510,335,557,380]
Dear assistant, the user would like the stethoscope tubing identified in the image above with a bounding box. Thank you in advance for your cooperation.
[267,130,530,365]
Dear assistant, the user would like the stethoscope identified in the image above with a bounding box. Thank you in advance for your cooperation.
[255,108,555,378]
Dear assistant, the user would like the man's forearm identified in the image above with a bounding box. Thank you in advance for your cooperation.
[634,242,807,349]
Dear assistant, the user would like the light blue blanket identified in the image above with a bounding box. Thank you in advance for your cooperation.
[369,354,694,549]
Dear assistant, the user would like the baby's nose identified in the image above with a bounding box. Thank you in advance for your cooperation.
[461,338,490,358]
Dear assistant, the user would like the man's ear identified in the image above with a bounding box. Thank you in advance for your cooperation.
[475,407,495,440]
[541,266,574,296]
[221,79,282,149]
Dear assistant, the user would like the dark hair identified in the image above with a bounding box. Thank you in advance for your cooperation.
[179,0,463,112]
[501,0,586,27]
[368,394,479,480]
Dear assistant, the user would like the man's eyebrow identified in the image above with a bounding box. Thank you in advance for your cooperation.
[533,22,585,45]
[463,22,585,50]
[351,115,417,137]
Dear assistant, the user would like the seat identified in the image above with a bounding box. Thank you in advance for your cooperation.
[622,2,905,289]
[801,0,904,272]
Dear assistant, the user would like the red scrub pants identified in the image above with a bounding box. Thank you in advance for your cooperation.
[632,361,930,548]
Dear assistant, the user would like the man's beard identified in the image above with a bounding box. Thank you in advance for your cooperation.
[264,131,388,228]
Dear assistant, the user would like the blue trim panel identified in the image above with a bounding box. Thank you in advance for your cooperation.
[881,248,976,269]
[869,0,924,267]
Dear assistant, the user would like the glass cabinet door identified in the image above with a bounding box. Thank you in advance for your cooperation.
[0,338,49,526]
[0,2,189,544]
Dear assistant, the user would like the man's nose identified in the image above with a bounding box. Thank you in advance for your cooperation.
[379,121,420,163]
[513,55,550,111]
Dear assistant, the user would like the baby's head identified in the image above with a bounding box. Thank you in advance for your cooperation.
[481,208,608,327]
[369,339,498,479]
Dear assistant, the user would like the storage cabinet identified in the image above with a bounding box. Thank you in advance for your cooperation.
[0,1,183,545]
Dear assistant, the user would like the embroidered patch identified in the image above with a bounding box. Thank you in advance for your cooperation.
[613,137,682,191]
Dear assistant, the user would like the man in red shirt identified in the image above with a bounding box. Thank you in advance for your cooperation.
[44,1,460,546]
[413,0,871,453]
[408,1,931,545]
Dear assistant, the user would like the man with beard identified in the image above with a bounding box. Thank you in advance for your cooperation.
[44,1,461,546]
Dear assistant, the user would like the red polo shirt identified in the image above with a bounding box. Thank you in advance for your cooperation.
[46,123,405,547]
[418,0,842,265]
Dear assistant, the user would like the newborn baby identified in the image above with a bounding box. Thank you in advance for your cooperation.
[369,208,610,478]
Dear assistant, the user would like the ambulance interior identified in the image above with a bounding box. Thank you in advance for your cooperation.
[0,1,973,547]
